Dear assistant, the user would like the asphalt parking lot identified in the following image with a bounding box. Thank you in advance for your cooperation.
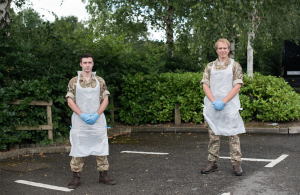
[0,132,299,195]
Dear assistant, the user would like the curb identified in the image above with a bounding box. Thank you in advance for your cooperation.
[1,126,299,161]
[288,127,300,134]
[0,147,71,161]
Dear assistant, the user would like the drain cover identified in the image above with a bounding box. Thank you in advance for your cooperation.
[1,163,50,173]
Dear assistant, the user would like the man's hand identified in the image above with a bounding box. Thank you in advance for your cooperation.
[213,100,225,111]
[86,113,100,125]
[80,113,91,124]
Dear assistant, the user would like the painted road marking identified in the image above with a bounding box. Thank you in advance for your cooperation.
[265,154,289,167]
[15,180,73,192]
[219,154,289,167]
[121,151,169,155]
[221,193,230,195]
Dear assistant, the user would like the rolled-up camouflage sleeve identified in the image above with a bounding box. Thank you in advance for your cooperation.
[65,77,77,103]
[97,76,110,103]
[232,62,244,87]
[200,62,213,88]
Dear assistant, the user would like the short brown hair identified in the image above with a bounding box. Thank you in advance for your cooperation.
[80,53,94,63]
[215,39,230,50]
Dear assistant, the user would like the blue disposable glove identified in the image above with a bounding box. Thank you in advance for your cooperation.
[80,113,91,124]
[86,113,100,125]
[213,100,225,111]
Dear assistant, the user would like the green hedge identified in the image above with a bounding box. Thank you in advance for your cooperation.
[119,72,205,124]
[240,72,300,122]
[118,72,300,124]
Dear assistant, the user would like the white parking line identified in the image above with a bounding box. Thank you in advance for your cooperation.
[15,180,73,192]
[219,154,289,167]
[219,157,273,162]
[120,151,169,155]
[265,154,289,167]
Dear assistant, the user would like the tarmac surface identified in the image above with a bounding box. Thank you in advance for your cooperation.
[0,132,300,195]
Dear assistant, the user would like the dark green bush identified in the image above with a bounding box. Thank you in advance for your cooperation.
[240,72,300,122]
[119,72,300,125]
[119,72,205,125]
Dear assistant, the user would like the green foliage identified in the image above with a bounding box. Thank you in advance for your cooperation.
[119,72,205,125]
[85,0,199,57]
[240,73,300,122]
[119,72,300,125]
[0,11,92,149]
[2,2,299,150]
[0,7,199,149]
[0,78,53,149]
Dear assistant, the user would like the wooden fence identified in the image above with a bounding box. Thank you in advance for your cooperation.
[8,100,53,140]
[6,97,181,142]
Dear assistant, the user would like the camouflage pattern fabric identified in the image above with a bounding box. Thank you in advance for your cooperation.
[96,156,109,171]
[70,156,109,172]
[65,73,110,104]
[207,127,242,165]
[200,58,244,88]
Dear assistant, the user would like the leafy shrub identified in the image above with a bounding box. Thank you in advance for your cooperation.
[240,72,300,122]
[119,72,205,125]
[119,72,300,125]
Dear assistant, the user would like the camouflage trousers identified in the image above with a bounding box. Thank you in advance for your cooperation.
[70,156,109,172]
[207,128,242,165]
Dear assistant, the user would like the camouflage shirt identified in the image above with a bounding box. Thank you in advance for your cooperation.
[200,58,244,88]
[65,73,110,104]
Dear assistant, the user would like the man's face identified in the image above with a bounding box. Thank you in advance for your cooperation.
[216,42,230,59]
[80,57,94,73]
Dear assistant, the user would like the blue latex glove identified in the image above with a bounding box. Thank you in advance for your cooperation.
[213,100,225,111]
[87,113,100,125]
[80,113,91,124]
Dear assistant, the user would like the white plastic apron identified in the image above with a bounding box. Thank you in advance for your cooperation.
[203,59,245,136]
[69,71,109,157]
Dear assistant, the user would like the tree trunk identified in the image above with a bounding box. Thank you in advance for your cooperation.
[247,2,259,78]
[166,0,174,58]
[0,0,12,28]
[229,35,235,59]
[247,32,255,78]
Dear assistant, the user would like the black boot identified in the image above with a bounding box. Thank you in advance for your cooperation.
[233,165,243,176]
[99,171,117,185]
[201,161,218,174]
[67,172,81,189]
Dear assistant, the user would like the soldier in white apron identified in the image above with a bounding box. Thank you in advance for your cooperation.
[200,39,245,176]
[65,53,116,189]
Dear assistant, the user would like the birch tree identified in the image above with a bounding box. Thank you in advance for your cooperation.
[245,0,300,77]
[190,0,251,63]
[83,0,198,58]
[0,0,27,28]
[0,0,12,28]
[247,2,259,78]
[191,0,300,76]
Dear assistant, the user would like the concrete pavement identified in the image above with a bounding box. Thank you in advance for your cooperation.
[0,132,299,195]
[1,125,300,160]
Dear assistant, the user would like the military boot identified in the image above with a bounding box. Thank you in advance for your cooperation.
[233,164,243,176]
[67,172,81,189]
[99,171,117,185]
[201,161,218,174]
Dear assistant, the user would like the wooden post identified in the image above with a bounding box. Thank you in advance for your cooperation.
[175,104,181,125]
[47,103,53,140]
